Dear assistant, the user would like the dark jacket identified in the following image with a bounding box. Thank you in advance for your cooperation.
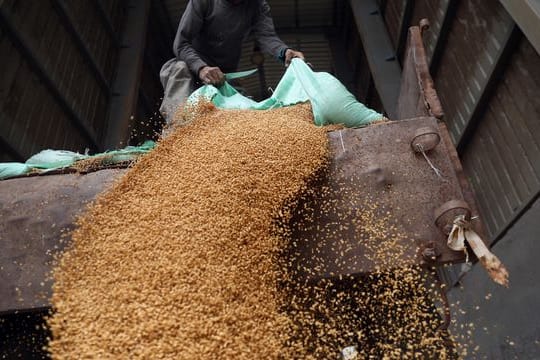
[173,0,288,75]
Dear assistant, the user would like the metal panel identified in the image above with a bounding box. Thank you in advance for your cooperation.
[297,0,334,27]
[288,117,482,281]
[383,0,406,48]
[0,169,125,313]
[349,0,401,118]
[499,0,540,55]
[397,25,444,120]
[433,0,514,144]
[105,0,151,149]
[0,6,100,152]
[461,36,540,240]
[456,26,521,153]
[267,0,296,28]
[447,198,540,359]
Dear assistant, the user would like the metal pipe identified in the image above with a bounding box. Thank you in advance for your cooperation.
[0,7,100,152]
[51,0,111,95]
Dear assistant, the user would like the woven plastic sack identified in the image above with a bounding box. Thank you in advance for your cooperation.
[0,141,155,180]
[189,59,382,127]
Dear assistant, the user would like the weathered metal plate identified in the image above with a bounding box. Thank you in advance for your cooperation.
[0,169,125,313]
[287,117,483,281]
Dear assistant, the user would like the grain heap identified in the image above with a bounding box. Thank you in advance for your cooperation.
[48,101,460,358]
[47,103,329,358]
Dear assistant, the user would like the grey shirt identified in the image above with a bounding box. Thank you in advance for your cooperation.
[173,0,288,75]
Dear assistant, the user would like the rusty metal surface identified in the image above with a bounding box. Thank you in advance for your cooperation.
[397,24,444,120]
[0,169,125,313]
[287,117,483,281]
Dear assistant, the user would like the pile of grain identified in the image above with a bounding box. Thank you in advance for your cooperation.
[47,103,328,358]
[48,101,459,359]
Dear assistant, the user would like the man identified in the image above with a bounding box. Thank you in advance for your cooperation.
[160,0,304,123]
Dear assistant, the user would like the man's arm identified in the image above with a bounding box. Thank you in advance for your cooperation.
[172,0,207,76]
[251,1,304,66]
[173,0,224,85]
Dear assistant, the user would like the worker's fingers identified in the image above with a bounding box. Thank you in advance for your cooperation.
[285,49,305,67]
[199,66,225,86]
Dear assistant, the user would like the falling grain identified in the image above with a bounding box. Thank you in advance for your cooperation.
[47,102,328,359]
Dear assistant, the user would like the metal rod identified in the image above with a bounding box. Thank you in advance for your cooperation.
[0,7,100,152]
[91,0,121,48]
[51,0,111,95]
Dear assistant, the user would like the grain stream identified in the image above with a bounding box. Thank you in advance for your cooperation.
[47,103,328,359]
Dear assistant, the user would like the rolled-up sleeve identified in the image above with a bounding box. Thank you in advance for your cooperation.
[251,1,288,61]
[173,0,207,75]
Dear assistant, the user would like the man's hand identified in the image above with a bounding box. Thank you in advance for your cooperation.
[199,66,225,86]
[285,49,305,67]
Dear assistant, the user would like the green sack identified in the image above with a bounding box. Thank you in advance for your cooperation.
[189,59,382,127]
[0,163,32,180]
[0,141,155,180]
